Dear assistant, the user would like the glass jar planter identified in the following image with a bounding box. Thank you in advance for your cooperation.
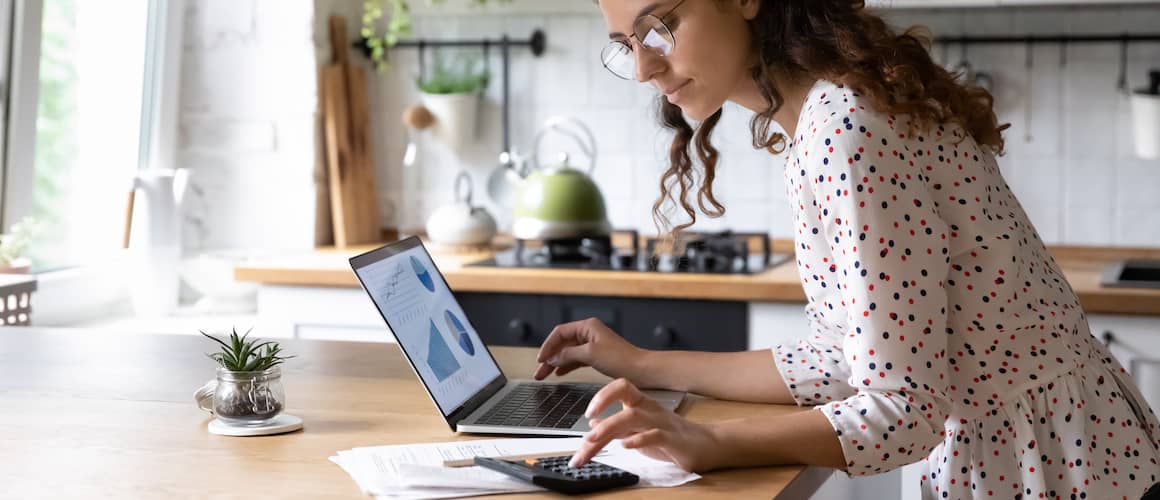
[197,366,285,426]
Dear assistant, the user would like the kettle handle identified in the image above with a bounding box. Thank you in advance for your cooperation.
[530,116,598,174]
[454,171,474,206]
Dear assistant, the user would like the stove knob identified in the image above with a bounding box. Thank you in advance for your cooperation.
[614,254,637,269]
[699,254,719,273]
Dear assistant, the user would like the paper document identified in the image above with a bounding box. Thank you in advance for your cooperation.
[330,437,701,499]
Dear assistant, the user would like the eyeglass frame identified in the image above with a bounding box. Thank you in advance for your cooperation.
[600,0,690,80]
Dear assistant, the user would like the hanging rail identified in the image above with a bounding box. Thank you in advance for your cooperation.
[387,29,546,55]
[933,33,1160,44]
[932,32,1160,92]
[358,30,547,168]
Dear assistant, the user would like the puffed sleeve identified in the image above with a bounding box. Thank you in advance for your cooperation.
[805,109,953,476]
[772,301,856,405]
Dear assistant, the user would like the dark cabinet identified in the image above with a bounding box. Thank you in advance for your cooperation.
[455,292,746,352]
[455,293,546,346]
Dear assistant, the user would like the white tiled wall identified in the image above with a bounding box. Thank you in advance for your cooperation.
[365,4,1160,245]
[892,6,1160,247]
[176,0,319,254]
[179,2,1160,253]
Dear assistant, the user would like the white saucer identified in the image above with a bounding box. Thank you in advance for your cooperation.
[208,414,303,436]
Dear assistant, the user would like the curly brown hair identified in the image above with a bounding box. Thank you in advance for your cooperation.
[654,0,1009,237]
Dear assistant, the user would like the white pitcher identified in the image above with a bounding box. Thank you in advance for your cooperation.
[125,168,189,317]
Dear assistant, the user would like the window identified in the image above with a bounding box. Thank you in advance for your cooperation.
[2,0,154,272]
[0,1,11,189]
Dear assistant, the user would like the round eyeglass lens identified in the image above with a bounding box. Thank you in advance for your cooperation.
[635,16,674,56]
[601,41,634,80]
[600,15,675,80]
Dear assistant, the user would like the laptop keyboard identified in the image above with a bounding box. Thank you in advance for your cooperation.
[475,384,598,429]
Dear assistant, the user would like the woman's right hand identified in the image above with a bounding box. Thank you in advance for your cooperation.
[533,318,644,381]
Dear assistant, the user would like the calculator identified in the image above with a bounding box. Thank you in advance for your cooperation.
[473,455,640,495]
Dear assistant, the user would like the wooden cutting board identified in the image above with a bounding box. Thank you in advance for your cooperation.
[319,15,381,248]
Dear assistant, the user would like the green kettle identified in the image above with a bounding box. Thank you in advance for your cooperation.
[511,117,611,240]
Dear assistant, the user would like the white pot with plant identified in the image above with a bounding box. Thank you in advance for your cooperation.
[0,217,38,274]
[417,53,489,153]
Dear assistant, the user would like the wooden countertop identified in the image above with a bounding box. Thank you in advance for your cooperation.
[234,240,1160,315]
[0,327,829,499]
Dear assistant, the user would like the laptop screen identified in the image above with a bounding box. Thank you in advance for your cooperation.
[350,238,503,417]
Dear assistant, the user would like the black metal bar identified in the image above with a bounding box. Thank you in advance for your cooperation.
[391,29,547,57]
[934,33,1160,45]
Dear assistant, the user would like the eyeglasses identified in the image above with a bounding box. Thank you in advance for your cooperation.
[599,0,689,80]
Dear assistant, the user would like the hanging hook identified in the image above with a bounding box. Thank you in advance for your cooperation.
[482,39,491,85]
[1025,37,1034,68]
[1116,34,1129,94]
[418,40,427,81]
[501,35,511,161]
[1024,38,1034,143]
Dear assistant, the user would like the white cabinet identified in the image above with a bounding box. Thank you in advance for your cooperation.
[748,302,810,350]
[256,285,396,343]
[1087,313,1160,411]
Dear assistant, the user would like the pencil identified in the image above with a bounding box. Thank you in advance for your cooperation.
[442,451,577,468]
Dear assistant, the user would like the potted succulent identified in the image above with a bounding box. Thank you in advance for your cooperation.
[199,328,294,425]
[0,217,38,274]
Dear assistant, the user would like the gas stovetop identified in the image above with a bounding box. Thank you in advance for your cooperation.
[469,230,790,274]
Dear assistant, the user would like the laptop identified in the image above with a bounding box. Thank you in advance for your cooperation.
[349,236,685,436]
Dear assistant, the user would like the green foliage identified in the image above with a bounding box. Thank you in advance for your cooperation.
[29,0,79,270]
[361,0,510,72]
[416,53,490,94]
[0,217,40,266]
[201,327,294,373]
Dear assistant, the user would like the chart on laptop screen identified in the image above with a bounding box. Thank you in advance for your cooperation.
[356,246,501,415]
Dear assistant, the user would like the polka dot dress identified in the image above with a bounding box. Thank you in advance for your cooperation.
[772,80,1160,499]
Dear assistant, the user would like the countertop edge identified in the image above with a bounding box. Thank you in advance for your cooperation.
[233,244,1160,315]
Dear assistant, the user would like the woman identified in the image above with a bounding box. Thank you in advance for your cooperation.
[534,0,1160,498]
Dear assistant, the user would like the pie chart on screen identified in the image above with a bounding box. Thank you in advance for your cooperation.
[410,256,435,292]
[444,310,475,356]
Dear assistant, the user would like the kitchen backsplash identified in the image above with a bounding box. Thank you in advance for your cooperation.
[179,1,1160,253]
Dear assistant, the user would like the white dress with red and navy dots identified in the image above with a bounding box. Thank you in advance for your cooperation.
[773,79,1160,499]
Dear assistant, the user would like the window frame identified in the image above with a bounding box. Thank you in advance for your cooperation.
[1,0,43,228]
[0,0,185,325]
[0,0,13,215]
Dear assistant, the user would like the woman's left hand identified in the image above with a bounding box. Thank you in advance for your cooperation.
[570,378,724,472]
